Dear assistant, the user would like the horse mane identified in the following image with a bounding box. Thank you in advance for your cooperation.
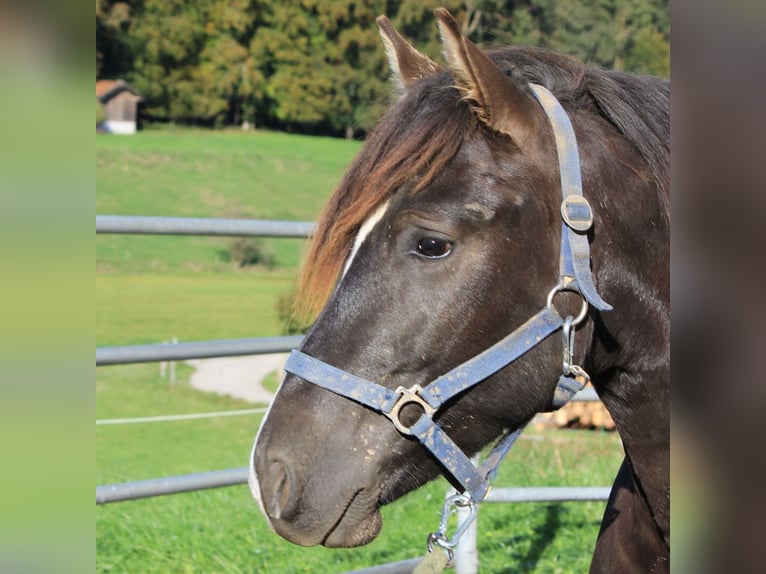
[296,45,669,322]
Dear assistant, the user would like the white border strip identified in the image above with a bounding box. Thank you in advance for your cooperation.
[96,407,267,425]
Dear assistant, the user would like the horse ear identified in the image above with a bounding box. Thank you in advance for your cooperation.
[434,8,539,143]
[377,15,439,96]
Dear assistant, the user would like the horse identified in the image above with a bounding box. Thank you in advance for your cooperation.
[250,8,669,572]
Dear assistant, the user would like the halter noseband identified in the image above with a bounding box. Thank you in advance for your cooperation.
[282,84,611,503]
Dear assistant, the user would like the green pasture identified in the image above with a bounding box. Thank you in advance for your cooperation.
[97,129,361,345]
[97,130,623,572]
[96,271,296,346]
[97,129,361,273]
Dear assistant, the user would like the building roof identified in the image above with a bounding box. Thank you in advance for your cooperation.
[96,79,141,102]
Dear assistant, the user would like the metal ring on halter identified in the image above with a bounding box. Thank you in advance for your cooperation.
[385,385,436,436]
[546,283,589,326]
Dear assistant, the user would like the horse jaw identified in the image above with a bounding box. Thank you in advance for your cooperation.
[318,490,383,548]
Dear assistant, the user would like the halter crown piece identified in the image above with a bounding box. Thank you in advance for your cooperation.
[282,84,611,546]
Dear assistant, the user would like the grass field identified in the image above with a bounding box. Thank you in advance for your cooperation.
[96,129,624,573]
[96,271,296,346]
[97,129,361,273]
[97,129,361,345]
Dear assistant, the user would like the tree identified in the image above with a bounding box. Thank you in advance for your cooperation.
[251,0,391,136]
[192,1,265,126]
[126,0,207,121]
[494,0,670,77]
[97,0,136,78]
[96,0,669,130]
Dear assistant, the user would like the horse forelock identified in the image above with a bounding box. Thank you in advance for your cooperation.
[295,75,472,322]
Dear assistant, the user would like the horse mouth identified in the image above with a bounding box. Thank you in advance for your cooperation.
[259,482,384,548]
[321,488,383,548]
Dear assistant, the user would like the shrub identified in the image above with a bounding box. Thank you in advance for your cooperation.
[276,291,310,335]
[226,237,275,268]
[96,100,106,125]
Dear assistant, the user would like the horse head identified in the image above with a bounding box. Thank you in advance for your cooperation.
[250,8,669,561]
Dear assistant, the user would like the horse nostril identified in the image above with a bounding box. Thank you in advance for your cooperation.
[261,459,296,520]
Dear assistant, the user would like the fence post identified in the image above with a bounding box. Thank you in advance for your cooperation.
[454,500,479,574]
[169,337,177,384]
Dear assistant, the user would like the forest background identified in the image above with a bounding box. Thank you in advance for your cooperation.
[96,0,669,137]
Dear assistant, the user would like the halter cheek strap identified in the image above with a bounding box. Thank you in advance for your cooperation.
[528,84,612,313]
[282,84,611,502]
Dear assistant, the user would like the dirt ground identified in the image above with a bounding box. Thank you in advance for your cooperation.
[186,354,286,404]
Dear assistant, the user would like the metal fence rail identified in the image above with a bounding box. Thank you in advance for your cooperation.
[96,465,610,506]
[96,335,304,366]
[97,468,249,504]
[97,214,315,237]
[486,486,610,503]
[341,559,423,574]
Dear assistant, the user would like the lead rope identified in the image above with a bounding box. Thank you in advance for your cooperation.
[412,549,450,574]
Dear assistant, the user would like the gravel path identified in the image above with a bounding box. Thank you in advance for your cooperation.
[186,354,286,404]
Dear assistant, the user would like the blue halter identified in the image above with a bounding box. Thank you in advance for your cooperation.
[282,84,611,503]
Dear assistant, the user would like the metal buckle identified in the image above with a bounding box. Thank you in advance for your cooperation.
[561,317,591,381]
[385,385,436,436]
[426,493,479,562]
[561,195,593,232]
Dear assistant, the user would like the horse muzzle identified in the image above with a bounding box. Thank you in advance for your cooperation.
[249,386,387,548]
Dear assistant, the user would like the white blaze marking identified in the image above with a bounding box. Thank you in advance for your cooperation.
[341,201,390,279]
[249,201,390,522]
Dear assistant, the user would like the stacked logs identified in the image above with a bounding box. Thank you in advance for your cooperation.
[533,388,616,431]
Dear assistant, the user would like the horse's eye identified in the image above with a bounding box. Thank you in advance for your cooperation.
[416,237,453,259]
